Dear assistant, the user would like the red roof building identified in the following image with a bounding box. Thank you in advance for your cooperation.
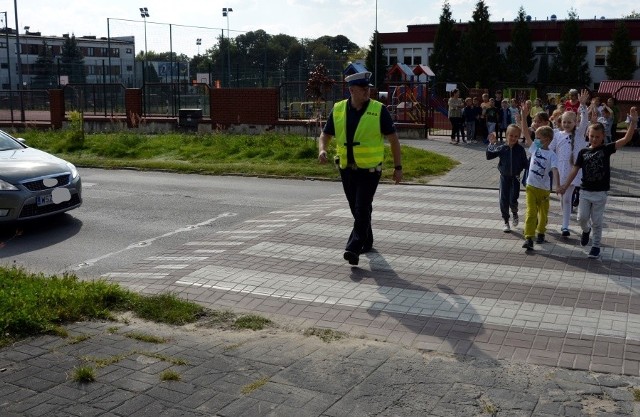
[378,18,640,89]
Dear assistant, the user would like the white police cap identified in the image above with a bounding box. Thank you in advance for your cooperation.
[345,71,373,87]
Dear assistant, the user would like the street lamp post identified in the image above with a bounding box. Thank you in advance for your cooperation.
[222,7,233,87]
[23,26,29,89]
[13,0,25,122]
[196,38,201,55]
[1,12,13,121]
[374,0,378,89]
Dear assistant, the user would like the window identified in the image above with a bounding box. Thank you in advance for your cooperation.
[111,48,120,57]
[0,63,7,69]
[534,46,558,55]
[403,48,422,66]
[126,48,132,54]
[126,65,133,71]
[595,45,608,67]
[384,48,397,66]
[86,47,94,57]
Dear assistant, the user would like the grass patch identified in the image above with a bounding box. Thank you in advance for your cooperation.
[303,327,347,343]
[233,315,272,331]
[71,365,96,383]
[130,293,206,325]
[241,376,269,394]
[632,387,640,401]
[200,310,237,327]
[124,332,167,344]
[0,266,205,347]
[19,130,456,182]
[160,369,181,381]
[83,353,129,369]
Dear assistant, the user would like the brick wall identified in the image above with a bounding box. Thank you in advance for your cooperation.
[49,89,64,129]
[125,89,142,128]
[210,88,279,126]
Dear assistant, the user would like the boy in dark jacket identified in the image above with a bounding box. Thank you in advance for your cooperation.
[487,124,530,232]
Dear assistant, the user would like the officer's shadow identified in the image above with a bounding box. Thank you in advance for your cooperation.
[349,250,497,365]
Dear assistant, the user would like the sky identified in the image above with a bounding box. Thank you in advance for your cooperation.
[0,0,635,56]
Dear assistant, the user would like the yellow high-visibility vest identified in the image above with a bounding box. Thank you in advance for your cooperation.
[333,99,384,169]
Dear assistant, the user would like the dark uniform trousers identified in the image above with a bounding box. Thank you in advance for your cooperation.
[339,166,382,254]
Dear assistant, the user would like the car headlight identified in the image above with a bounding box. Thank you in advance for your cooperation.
[0,179,18,191]
[67,162,79,179]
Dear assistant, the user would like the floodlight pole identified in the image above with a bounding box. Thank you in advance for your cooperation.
[222,7,233,87]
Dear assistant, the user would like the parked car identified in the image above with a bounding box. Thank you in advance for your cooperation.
[0,130,82,222]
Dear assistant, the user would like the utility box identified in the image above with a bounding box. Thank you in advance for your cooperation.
[178,108,202,130]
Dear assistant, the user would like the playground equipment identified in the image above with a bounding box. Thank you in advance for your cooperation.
[389,84,427,123]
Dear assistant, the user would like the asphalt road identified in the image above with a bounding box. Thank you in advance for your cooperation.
[0,168,339,279]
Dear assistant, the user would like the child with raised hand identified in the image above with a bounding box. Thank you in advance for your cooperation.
[558,107,638,259]
[486,126,529,232]
[548,89,590,238]
[520,124,560,250]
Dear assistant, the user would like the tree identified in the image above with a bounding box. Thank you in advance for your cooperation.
[365,31,385,88]
[605,21,638,80]
[458,0,500,88]
[536,43,550,84]
[549,10,591,86]
[32,40,56,89]
[305,63,334,102]
[504,7,535,83]
[60,34,85,84]
[429,2,460,85]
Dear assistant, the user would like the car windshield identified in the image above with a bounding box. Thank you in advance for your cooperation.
[0,130,25,151]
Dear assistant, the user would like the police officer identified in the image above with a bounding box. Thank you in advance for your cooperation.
[318,71,402,266]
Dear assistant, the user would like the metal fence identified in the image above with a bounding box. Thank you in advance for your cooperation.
[63,84,126,117]
[0,90,51,124]
[142,82,210,117]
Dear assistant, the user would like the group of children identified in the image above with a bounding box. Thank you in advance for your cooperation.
[486,89,638,258]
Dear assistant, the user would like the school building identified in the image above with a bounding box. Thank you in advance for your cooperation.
[378,17,640,90]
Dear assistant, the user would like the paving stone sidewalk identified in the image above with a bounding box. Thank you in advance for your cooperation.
[2,318,640,416]
[2,134,640,416]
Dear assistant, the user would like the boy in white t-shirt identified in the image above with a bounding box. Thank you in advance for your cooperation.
[520,125,560,250]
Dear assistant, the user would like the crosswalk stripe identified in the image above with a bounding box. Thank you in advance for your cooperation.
[239,241,637,295]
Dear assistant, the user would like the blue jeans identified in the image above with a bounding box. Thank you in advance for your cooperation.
[339,167,382,253]
[465,121,475,142]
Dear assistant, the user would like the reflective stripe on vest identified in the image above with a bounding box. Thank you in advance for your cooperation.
[333,99,384,169]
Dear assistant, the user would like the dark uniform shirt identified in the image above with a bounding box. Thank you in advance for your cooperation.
[323,99,396,165]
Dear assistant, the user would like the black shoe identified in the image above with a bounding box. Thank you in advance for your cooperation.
[343,251,359,265]
[580,229,591,247]
[535,234,545,244]
[522,238,534,250]
[588,246,600,259]
[561,228,570,237]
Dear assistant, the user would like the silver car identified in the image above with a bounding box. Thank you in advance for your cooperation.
[0,130,82,222]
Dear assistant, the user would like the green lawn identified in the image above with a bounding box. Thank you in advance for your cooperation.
[18,129,457,182]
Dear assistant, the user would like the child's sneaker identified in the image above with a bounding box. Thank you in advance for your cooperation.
[512,215,519,227]
[588,246,600,259]
[522,238,534,250]
[580,229,591,247]
[503,222,511,233]
[536,234,545,244]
